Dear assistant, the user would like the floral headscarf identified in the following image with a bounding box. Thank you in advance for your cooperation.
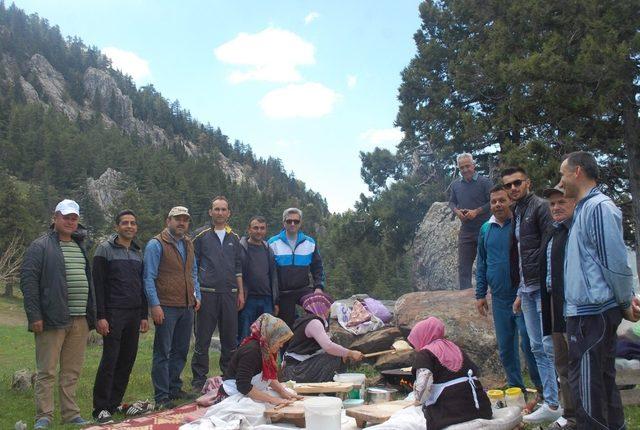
[300,291,333,322]
[407,317,463,372]
[240,313,293,380]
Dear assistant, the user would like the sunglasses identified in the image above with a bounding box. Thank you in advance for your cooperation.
[503,179,524,189]
[285,219,301,225]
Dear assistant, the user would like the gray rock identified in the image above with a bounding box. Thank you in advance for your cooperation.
[410,201,473,291]
[11,369,35,392]
[394,289,505,388]
[86,168,126,215]
[87,331,104,347]
[19,76,40,104]
[350,327,402,354]
[374,350,415,371]
[329,320,356,348]
[29,54,84,121]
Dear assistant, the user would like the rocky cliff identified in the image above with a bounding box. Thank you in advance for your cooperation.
[1,51,256,188]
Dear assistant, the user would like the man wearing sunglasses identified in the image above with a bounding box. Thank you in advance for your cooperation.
[268,208,325,328]
[501,167,560,425]
[448,153,493,290]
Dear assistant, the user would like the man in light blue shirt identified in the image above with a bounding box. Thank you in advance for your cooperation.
[560,151,640,429]
[143,206,201,409]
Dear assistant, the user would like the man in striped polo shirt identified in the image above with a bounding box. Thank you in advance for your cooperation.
[20,199,96,429]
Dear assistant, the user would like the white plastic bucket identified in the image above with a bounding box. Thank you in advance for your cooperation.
[304,396,341,430]
[333,373,366,399]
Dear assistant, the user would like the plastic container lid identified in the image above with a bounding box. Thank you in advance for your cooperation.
[487,389,504,399]
[343,398,365,409]
[304,396,342,411]
[505,387,522,396]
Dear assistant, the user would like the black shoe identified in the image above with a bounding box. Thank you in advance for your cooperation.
[170,389,196,401]
[94,410,114,424]
[155,399,175,410]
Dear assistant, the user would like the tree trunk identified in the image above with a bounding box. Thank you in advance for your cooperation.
[623,98,640,275]
[3,283,13,297]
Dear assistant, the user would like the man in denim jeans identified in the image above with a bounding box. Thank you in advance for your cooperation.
[476,185,542,397]
[502,167,561,424]
[143,206,201,409]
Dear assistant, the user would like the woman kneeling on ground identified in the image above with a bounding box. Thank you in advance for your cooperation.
[411,316,492,429]
[218,313,301,405]
[280,292,364,383]
[371,317,492,430]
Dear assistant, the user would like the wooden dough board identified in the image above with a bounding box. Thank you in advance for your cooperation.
[264,399,307,427]
[345,399,414,427]
[293,381,354,394]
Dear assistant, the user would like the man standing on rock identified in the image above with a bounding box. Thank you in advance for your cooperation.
[191,196,244,390]
[448,153,493,290]
[502,167,561,424]
[238,215,279,343]
[269,207,325,328]
[560,151,640,429]
[476,185,542,397]
[92,210,149,424]
[20,199,96,429]
[539,186,576,430]
[144,206,201,409]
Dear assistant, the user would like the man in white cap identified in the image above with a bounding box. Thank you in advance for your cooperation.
[143,206,201,409]
[20,199,96,429]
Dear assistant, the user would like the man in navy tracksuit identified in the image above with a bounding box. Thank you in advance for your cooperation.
[476,185,541,395]
[268,207,325,328]
[560,151,640,429]
[92,210,148,423]
[191,196,244,388]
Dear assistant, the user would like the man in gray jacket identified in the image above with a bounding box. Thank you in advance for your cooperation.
[191,196,244,390]
[20,199,96,429]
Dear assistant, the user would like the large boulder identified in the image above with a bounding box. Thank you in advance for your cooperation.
[329,320,356,348]
[350,327,402,354]
[374,350,416,371]
[394,289,504,387]
[410,201,466,291]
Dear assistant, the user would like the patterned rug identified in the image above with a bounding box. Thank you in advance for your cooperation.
[85,403,207,430]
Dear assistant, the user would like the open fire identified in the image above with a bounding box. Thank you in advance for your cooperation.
[380,368,416,393]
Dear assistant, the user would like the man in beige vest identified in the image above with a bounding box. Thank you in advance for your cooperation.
[143,206,201,409]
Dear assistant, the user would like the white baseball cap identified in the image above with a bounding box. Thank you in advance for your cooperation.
[55,199,80,216]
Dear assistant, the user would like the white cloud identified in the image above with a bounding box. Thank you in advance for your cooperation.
[260,83,341,119]
[304,12,320,24]
[347,75,357,89]
[214,28,315,84]
[359,128,404,149]
[102,47,151,82]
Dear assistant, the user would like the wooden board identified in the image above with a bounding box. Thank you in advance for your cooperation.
[346,399,414,428]
[616,368,640,406]
[264,399,306,427]
[293,381,354,394]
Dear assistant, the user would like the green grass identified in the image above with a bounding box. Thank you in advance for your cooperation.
[0,321,220,429]
[1,293,640,429]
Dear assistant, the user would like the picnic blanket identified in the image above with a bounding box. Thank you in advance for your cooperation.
[85,403,206,430]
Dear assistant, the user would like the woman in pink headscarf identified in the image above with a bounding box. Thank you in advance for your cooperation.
[280,292,363,382]
[409,317,492,430]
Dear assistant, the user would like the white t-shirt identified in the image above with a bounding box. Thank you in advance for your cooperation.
[215,229,226,243]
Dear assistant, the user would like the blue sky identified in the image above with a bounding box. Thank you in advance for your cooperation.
[12,0,422,212]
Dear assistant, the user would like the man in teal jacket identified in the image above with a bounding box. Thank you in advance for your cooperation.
[476,185,541,395]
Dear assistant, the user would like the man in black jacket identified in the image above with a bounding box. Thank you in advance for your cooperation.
[502,167,561,425]
[237,216,279,343]
[539,186,576,429]
[92,210,149,424]
[20,199,96,429]
[191,196,244,390]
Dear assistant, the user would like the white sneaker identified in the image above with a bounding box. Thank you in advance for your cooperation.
[523,403,563,423]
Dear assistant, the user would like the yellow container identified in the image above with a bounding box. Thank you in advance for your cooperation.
[505,387,525,410]
[487,389,505,410]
